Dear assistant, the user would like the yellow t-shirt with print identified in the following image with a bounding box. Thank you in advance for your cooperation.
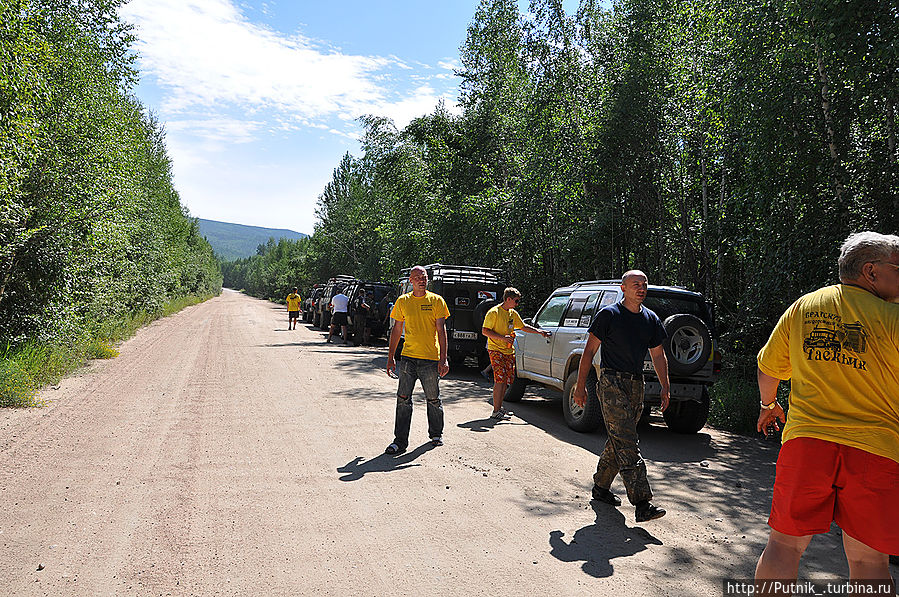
[757,284,899,463]
[391,291,450,361]
[482,304,525,355]
[286,293,302,311]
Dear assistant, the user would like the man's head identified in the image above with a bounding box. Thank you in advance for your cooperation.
[409,266,428,294]
[293,287,298,293]
[620,270,649,305]
[502,287,522,306]
[839,232,899,302]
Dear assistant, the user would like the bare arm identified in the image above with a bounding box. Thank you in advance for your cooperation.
[437,318,449,377]
[386,321,403,376]
[482,327,514,347]
[757,368,786,435]
[649,344,670,411]
[573,334,601,407]
[520,323,550,337]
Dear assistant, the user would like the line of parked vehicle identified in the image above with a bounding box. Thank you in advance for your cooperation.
[301,264,722,434]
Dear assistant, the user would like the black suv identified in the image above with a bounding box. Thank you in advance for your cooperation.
[508,280,721,434]
[314,275,357,330]
[394,264,508,367]
[344,280,396,345]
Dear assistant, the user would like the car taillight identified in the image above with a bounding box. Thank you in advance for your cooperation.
[712,350,722,374]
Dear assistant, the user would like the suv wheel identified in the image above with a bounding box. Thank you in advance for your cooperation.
[320,311,331,331]
[313,311,321,328]
[662,387,710,434]
[662,314,712,376]
[504,375,528,403]
[562,368,604,432]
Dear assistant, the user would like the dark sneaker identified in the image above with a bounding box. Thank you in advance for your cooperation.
[592,485,622,506]
[635,501,666,522]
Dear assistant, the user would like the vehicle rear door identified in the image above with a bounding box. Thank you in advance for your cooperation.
[520,293,570,376]
[550,291,603,380]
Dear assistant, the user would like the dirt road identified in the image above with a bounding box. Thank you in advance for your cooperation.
[0,290,888,595]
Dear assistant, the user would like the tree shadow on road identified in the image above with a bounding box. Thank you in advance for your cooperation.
[549,501,663,578]
[337,442,436,481]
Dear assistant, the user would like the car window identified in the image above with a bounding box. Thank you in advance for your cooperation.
[535,294,570,328]
[644,293,710,323]
[599,291,618,308]
[562,297,587,327]
[577,292,602,327]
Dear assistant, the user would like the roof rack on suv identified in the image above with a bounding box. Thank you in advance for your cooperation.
[571,280,622,287]
[571,280,693,293]
[401,263,506,284]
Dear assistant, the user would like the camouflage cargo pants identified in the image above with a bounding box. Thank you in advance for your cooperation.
[592,369,653,505]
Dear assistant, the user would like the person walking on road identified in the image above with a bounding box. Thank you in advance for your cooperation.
[286,287,302,330]
[385,266,450,455]
[754,231,899,593]
[573,270,670,523]
[481,287,550,420]
[327,289,350,344]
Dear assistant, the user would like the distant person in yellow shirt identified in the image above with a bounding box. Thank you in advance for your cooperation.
[755,231,899,591]
[286,287,302,330]
[385,266,450,455]
[481,287,550,420]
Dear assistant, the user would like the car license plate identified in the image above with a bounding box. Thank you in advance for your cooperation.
[453,331,478,340]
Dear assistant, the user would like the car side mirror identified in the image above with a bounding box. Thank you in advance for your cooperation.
[524,318,534,326]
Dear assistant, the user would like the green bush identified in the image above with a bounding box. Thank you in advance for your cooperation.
[0,293,217,407]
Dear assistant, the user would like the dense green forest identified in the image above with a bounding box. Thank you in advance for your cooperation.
[1,0,221,405]
[226,0,897,361]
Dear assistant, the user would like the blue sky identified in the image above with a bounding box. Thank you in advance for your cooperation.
[121,0,578,235]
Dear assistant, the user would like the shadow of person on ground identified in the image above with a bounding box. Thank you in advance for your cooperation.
[457,415,525,433]
[549,501,663,578]
[337,442,436,481]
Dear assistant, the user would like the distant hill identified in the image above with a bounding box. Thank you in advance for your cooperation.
[197,219,308,260]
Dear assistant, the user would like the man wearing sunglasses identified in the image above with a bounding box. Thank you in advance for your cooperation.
[755,231,899,592]
[481,287,550,420]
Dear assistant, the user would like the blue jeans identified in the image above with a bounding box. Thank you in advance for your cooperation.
[393,357,443,450]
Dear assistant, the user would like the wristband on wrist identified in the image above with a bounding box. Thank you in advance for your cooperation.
[760,400,778,410]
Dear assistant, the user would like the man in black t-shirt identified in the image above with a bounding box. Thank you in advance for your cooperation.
[573,270,671,523]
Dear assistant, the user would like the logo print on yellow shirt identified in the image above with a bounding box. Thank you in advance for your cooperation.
[802,317,868,370]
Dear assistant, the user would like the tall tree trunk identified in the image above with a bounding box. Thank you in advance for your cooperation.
[886,98,899,215]
[815,40,846,207]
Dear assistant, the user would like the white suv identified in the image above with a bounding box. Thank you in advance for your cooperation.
[506,280,721,434]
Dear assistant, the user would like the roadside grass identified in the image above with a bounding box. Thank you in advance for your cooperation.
[708,354,790,434]
[0,293,216,408]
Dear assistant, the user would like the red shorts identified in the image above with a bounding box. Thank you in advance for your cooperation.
[769,437,899,554]
[488,351,516,385]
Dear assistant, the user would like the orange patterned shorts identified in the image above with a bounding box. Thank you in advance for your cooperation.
[488,350,516,385]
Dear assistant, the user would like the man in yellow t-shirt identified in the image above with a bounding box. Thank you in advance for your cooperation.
[481,287,550,420]
[286,287,302,330]
[755,231,899,589]
[384,266,450,455]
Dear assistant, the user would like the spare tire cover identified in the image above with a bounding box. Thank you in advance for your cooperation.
[662,313,712,375]
[473,299,499,335]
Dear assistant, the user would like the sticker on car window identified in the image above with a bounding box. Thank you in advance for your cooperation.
[579,315,592,327]
[478,290,497,300]
[600,293,617,307]
[563,318,579,327]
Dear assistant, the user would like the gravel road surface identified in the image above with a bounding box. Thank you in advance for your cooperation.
[1,290,892,595]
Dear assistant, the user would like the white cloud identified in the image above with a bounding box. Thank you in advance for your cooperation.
[166,117,264,145]
[122,0,392,120]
